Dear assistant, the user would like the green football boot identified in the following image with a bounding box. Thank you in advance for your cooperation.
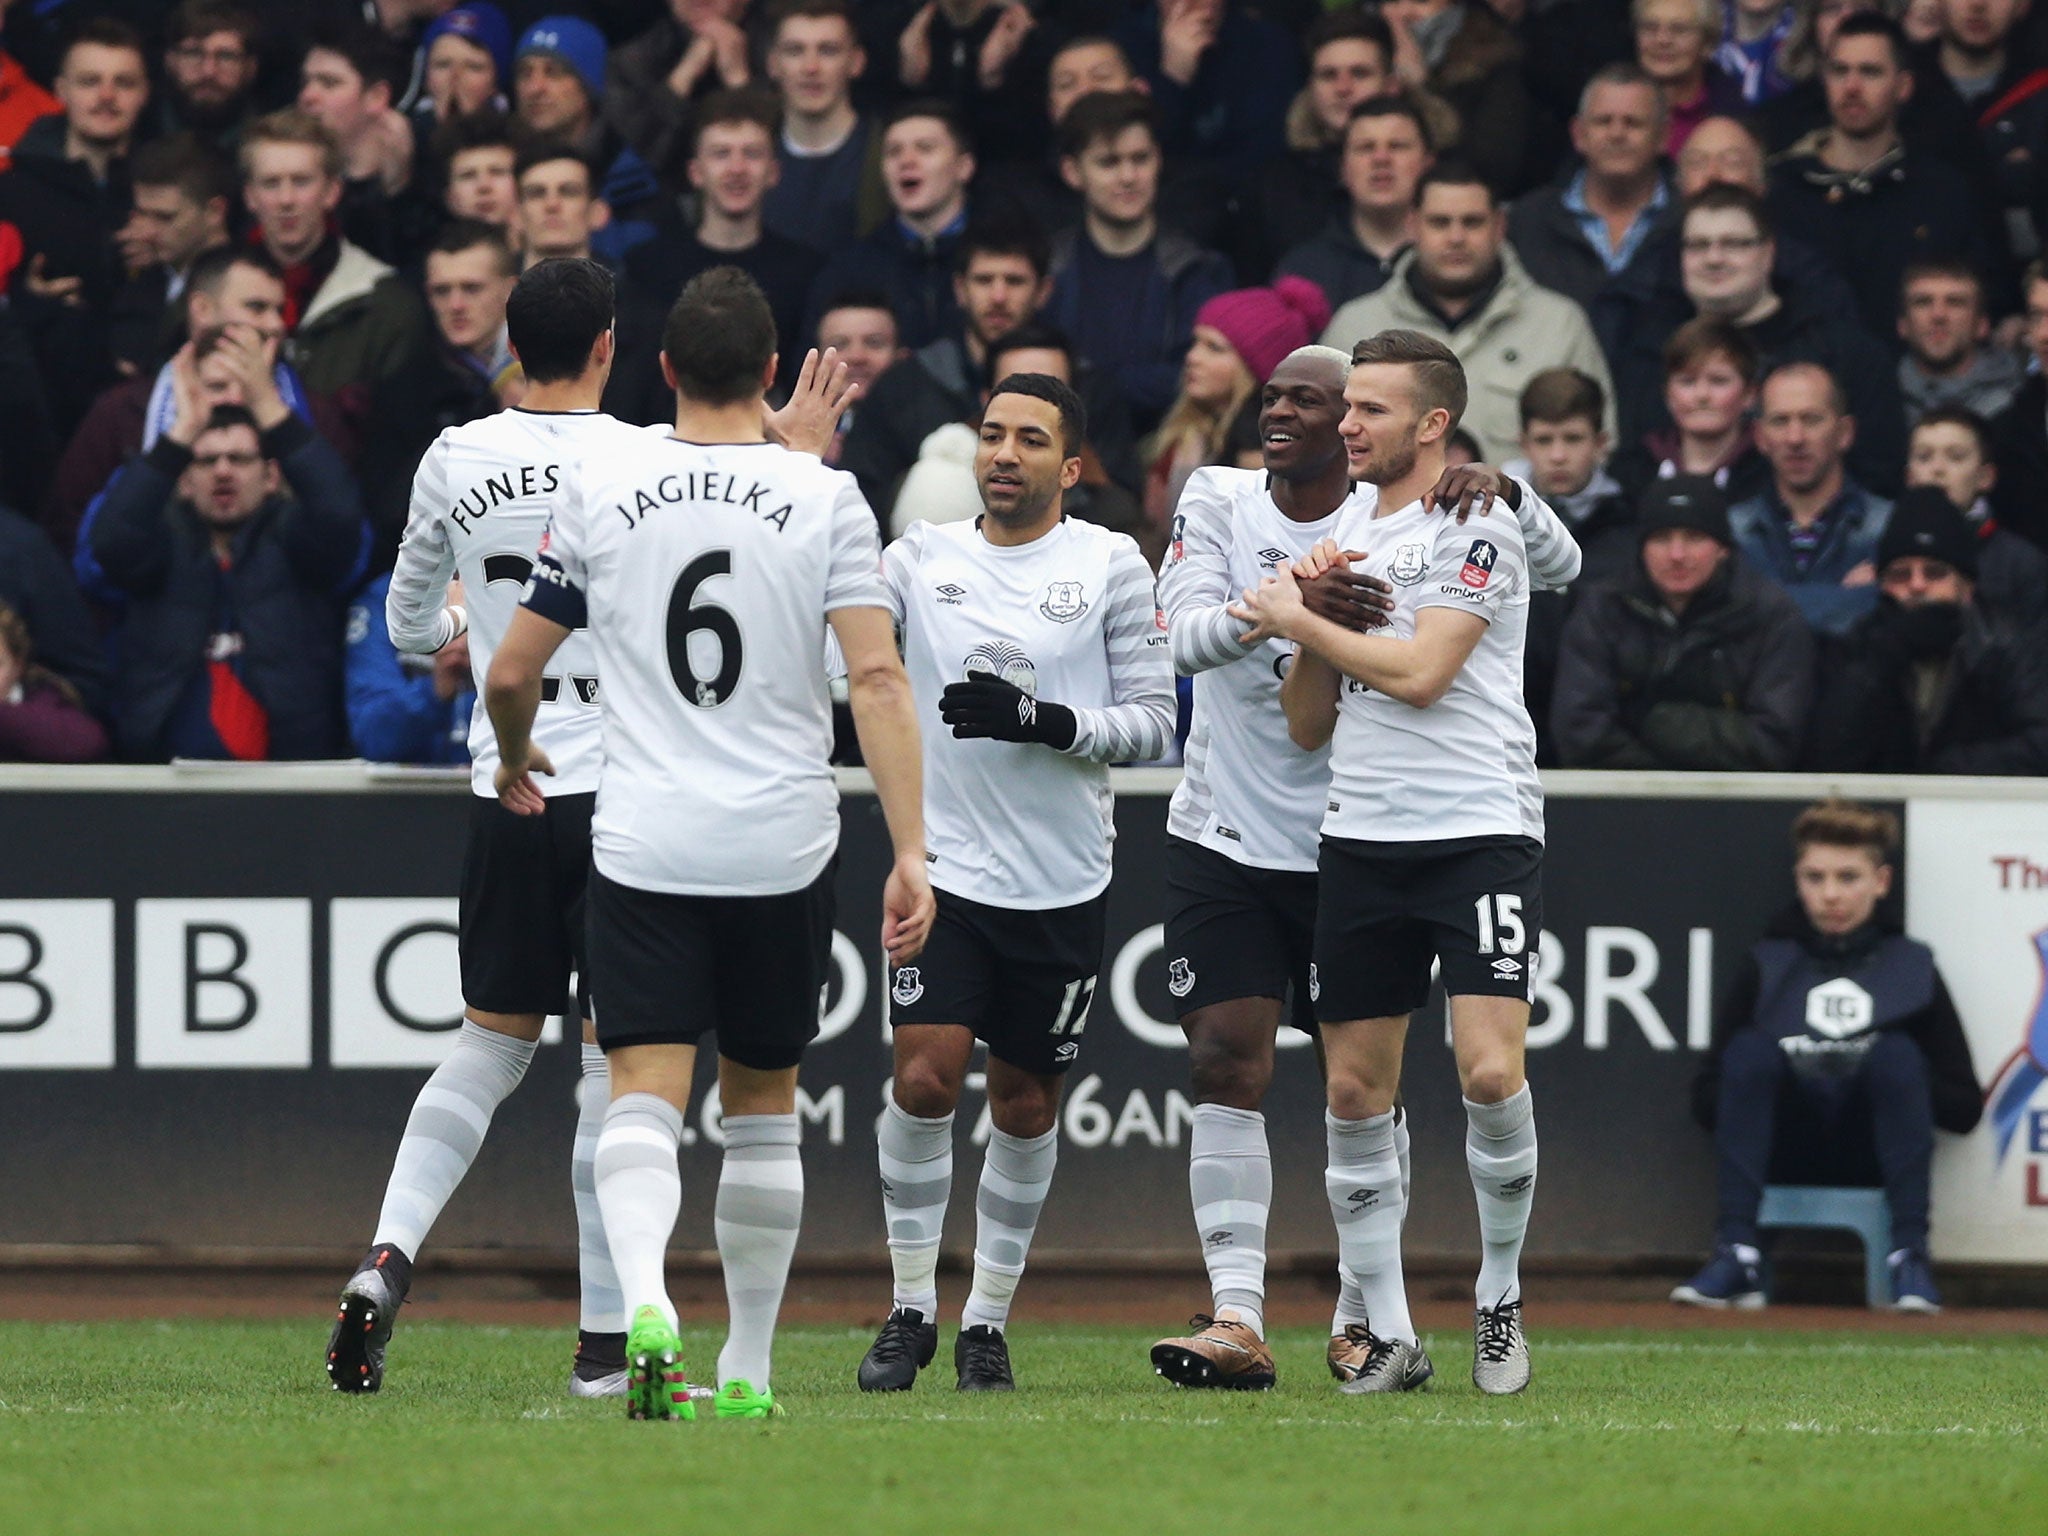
[625,1306,695,1422]
[713,1378,786,1419]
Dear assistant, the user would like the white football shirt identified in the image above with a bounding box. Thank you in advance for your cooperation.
[1321,497,1545,845]
[1166,469,1578,867]
[527,434,889,896]
[886,516,1176,909]
[387,408,643,797]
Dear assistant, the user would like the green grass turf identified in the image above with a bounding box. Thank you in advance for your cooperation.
[3,1320,2046,1536]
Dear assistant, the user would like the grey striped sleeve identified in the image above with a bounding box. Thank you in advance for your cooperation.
[1157,470,1260,674]
[1066,540,1177,763]
[1511,477,1584,591]
[386,438,459,654]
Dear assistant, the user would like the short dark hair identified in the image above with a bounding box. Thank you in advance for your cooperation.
[433,108,516,166]
[958,217,1050,280]
[1900,258,1986,307]
[1661,316,1760,383]
[1057,89,1157,161]
[883,98,971,155]
[663,266,778,405]
[1345,95,1433,153]
[60,17,148,71]
[987,320,1075,375]
[691,87,780,156]
[507,258,616,383]
[818,288,895,321]
[1415,158,1496,211]
[430,217,517,276]
[988,372,1087,455]
[130,132,236,208]
[769,0,858,40]
[1350,328,1468,431]
[305,20,407,102]
[185,243,283,301]
[514,136,596,189]
[198,402,262,440]
[1519,368,1605,431]
[1828,9,1910,69]
[1306,8,1393,62]
[1911,405,1994,460]
[1684,182,1773,241]
[167,1,261,50]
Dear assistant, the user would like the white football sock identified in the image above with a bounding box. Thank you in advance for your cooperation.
[961,1125,1057,1334]
[715,1113,804,1390]
[1325,1109,1414,1344]
[877,1096,953,1318]
[371,1020,535,1257]
[594,1092,683,1333]
[572,1043,624,1334]
[1189,1104,1270,1338]
[1466,1086,1537,1308]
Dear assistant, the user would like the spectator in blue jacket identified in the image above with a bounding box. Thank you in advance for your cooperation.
[345,570,471,765]
[1046,90,1232,432]
[85,335,368,761]
[1728,360,1893,636]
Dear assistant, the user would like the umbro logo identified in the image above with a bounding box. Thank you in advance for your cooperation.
[880,1178,895,1196]
[1054,1041,1079,1063]
[1205,1229,1233,1246]
[1499,1174,1534,1196]
[1258,547,1289,566]
[1345,1187,1379,1211]
[935,583,966,605]
[1490,956,1522,980]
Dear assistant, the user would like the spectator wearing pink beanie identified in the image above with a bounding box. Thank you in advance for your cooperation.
[1142,276,1333,535]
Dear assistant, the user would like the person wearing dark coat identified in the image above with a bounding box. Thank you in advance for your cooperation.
[84,370,368,763]
[1803,488,2048,776]
[1673,801,1979,1312]
[0,504,106,718]
[1552,474,1814,770]
[1764,15,1998,345]
[1112,0,1306,176]
[0,25,149,440]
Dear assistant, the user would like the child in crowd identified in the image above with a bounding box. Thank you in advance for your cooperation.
[1616,317,1767,506]
[1904,408,2048,629]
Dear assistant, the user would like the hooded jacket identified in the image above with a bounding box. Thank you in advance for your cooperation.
[1691,903,1981,1135]
[286,237,429,407]
[1551,551,1814,770]
[1320,245,1616,462]
[1728,478,1893,637]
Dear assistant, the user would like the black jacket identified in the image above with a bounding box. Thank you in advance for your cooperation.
[1989,373,2048,550]
[0,114,129,437]
[88,417,367,761]
[357,340,504,567]
[1551,553,1814,770]
[1803,597,2048,776]
[1692,904,1982,1134]
[1525,488,1637,765]
[0,504,105,716]
[1767,138,1997,345]
[808,216,968,351]
[838,335,1140,521]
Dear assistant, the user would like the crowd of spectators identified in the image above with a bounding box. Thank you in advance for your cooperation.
[5,0,2048,772]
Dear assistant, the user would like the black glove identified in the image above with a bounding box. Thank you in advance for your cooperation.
[939,670,1077,749]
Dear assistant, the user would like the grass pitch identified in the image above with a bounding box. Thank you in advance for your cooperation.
[3,1319,2045,1536]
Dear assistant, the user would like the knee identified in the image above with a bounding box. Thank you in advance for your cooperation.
[893,1056,962,1120]
[1458,1055,1524,1107]
[1324,1069,1394,1122]
[990,1082,1060,1140]
[1186,1031,1272,1109]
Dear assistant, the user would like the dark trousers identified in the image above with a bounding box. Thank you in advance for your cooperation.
[1714,1028,1934,1252]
